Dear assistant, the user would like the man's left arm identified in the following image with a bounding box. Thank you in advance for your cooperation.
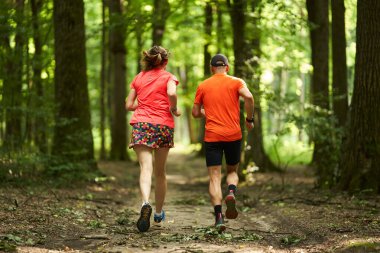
[239,86,255,130]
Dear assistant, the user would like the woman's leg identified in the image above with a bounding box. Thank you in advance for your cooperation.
[154,147,170,213]
[134,145,154,204]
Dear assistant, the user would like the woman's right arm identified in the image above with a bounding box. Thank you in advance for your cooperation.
[125,89,138,111]
[167,80,181,117]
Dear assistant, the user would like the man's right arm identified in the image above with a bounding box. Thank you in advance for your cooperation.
[192,103,205,118]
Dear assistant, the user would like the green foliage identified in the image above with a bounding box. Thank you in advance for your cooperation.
[290,104,344,187]
[280,235,303,245]
[0,233,36,252]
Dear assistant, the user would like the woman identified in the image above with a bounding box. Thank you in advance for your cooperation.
[125,46,180,232]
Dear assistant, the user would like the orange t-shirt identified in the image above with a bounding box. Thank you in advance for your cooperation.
[130,69,179,128]
[194,73,245,142]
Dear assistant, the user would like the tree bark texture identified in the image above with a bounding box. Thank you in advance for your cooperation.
[338,0,380,193]
[331,0,348,127]
[306,0,330,168]
[152,0,170,46]
[100,0,107,159]
[108,0,129,160]
[52,0,94,163]
[1,0,24,151]
[31,0,47,153]
[198,2,213,156]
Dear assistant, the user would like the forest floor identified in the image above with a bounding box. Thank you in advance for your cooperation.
[1,150,379,253]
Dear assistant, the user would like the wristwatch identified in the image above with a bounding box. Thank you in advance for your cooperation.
[170,107,177,113]
[246,117,254,123]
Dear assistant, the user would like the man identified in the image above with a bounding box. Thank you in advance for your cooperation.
[192,54,254,232]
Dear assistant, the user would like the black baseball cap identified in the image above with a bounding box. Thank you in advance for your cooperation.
[210,54,229,67]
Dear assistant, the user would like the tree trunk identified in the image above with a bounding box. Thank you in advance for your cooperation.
[152,0,170,46]
[100,0,107,160]
[198,2,213,156]
[244,0,277,172]
[133,0,144,74]
[338,0,380,193]
[306,0,331,184]
[108,0,129,161]
[2,0,25,151]
[216,1,224,53]
[227,0,246,173]
[52,0,95,166]
[31,0,47,153]
[331,0,348,127]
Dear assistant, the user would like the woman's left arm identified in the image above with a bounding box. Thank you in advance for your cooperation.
[125,89,138,111]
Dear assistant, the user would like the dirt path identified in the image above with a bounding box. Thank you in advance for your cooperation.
[1,151,379,253]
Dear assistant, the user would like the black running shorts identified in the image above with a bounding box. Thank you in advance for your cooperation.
[205,139,242,167]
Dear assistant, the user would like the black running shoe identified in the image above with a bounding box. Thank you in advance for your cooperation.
[215,213,226,233]
[225,191,238,219]
[137,203,152,232]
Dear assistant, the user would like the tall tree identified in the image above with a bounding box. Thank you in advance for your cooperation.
[1,0,25,151]
[306,0,331,185]
[331,0,348,127]
[152,0,170,46]
[244,0,277,172]
[30,0,47,152]
[108,0,129,160]
[216,0,224,53]
[227,0,246,78]
[99,0,107,159]
[52,0,95,165]
[338,0,380,193]
[198,1,213,156]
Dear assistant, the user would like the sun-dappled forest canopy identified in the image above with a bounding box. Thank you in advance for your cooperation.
[0,0,379,193]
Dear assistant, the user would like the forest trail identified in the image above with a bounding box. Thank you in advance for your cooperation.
[1,151,379,253]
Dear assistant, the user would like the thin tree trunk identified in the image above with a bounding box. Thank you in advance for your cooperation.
[52,0,95,166]
[306,0,331,184]
[2,0,25,151]
[152,0,170,46]
[331,0,348,127]
[179,65,196,144]
[108,0,129,161]
[134,0,143,74]
[198,1,213,156]
[100,0,107,160]
[338,0,380,193]
[0,1,12,149]
[216,1,224,53]
[31,0,47,153]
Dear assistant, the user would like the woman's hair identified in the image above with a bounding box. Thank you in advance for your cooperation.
[140,46,169,71]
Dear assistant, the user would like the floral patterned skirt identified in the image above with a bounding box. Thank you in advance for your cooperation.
[129,122,174,149]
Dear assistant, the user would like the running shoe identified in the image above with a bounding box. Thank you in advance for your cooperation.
[154,210,166,223]
[215,213,226,233]
[225,191,238,219]
[137,203,152,232]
